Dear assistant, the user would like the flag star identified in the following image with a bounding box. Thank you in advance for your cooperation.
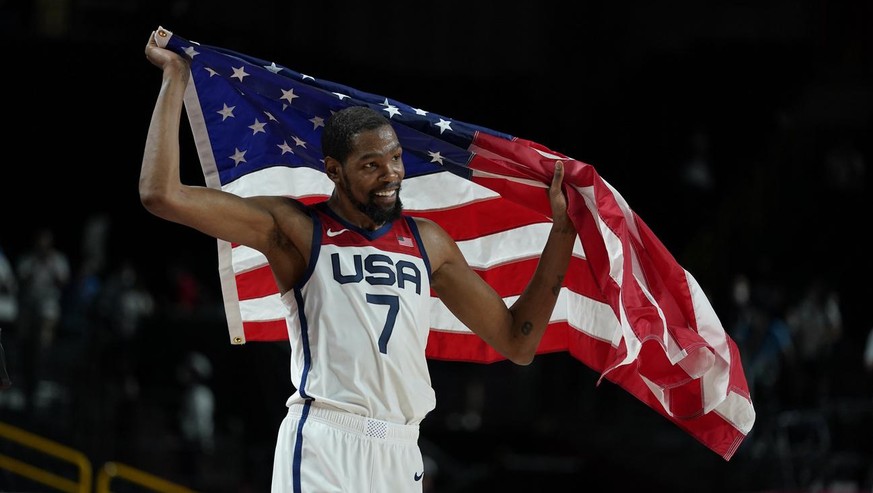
[382,104,401,118]
[183,46,199,58]
[205,67,219,77]
[218,104,236,121]
[309,116,325,129]
[249,118,267,134]
[264,111,278,122]
[280,88,299,105]
[428,151,445,165]
[292,136,307,148]
[277,141,294,155]
[231,66,249,81]
[333,92,350,101]
[230,148,247,165]
[435,118,453,134]
[301,74,315,81]
[413,108,428,116]
[264,62,282,74]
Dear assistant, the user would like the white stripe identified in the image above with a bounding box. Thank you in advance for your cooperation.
[402,172,500,209]
[428,288,618,338]
[239,293,286,322]
[231,244,269,273]
[457,223,548,268]
[717,390,756,434]
[225,166,333,197]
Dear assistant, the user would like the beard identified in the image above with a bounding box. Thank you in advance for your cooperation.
[345,182,403,225]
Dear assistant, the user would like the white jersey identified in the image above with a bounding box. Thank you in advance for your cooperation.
[280,202,436,425]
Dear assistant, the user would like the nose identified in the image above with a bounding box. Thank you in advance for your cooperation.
[382,162,402,181]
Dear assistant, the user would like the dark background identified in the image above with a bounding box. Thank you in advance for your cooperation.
[1,1,872,492]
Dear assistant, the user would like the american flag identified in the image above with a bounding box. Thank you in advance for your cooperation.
[155,27,755,460]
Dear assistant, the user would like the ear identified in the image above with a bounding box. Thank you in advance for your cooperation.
[324,156,342,183]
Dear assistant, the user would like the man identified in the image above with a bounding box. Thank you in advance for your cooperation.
[142,30,577,492]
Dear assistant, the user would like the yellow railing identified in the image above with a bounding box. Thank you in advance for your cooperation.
[96,461,197,493]
[0,420,92,493]
[0,420,197,492]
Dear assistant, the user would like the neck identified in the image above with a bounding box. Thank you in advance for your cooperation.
[326,195,382,230]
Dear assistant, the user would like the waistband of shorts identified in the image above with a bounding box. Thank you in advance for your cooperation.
[289,402,419,443]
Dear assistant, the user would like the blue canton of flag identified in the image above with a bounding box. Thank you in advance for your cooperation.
[165,29,513,187]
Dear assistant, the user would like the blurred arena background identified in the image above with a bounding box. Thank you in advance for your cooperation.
[1,1,871,491]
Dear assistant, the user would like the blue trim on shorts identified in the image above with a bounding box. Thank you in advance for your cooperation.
[293,400,313,493]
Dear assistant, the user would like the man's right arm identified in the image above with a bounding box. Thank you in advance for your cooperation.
[140,31,311,290]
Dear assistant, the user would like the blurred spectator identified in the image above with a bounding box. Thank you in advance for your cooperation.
[0,328,10,390]
[97,259,155,400]
[0,246,19,397]
[823,136,866,194]
[15,227,71,412]
[80,213,111,274]
[864,326,873,373]
[16,228,71,349]
[59,259,103,338]
[680,127,716,193]
[167,263,205,316]
[785,280,843,407]
[176,351,216,482]
[99,259,155,341]
[729,273,795,410]
[0,244,18,327]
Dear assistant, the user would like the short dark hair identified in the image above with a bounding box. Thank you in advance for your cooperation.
[322,106,391,165]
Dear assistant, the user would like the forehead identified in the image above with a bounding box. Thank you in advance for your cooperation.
[349,125,399,155]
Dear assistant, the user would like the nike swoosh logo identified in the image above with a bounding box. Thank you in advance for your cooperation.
[326,228,349,237]
[413,472,424,481]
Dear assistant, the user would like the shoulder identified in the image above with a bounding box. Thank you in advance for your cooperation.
[409,216,459,265]
[409,216,446,238]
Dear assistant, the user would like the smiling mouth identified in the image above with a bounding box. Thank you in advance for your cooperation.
[374,189,397,198]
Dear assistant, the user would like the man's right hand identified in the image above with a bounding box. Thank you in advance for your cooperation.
[144,29,189,73]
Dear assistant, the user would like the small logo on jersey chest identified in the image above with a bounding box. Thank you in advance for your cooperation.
[396,235,413,247]
[327,228,349,237]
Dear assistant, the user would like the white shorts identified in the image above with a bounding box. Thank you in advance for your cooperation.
[271,402,425,492]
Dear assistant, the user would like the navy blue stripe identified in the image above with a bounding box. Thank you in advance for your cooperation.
[292,400,313,493]
[406,217,432,283]
[294,209,321,401]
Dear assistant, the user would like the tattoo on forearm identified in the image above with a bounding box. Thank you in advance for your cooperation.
[552,274,565,296]
[521,321,533,336]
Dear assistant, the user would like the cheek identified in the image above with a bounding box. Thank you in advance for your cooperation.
[344,174,374,198]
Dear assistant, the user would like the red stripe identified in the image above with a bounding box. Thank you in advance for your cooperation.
[235,264,276,300]
[242,319,288,341]
[425,322,571,363]
[407,197,549,241]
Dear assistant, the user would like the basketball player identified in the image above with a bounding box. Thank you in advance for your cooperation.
[142,31,577,492]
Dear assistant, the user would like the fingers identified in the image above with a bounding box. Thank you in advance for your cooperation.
[550,160,564,192]
[145,30,156,58]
